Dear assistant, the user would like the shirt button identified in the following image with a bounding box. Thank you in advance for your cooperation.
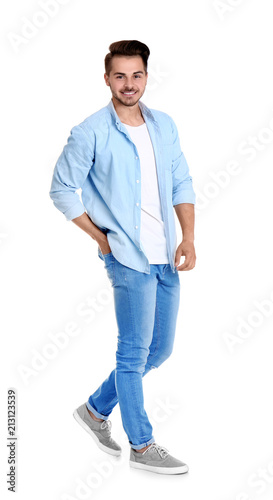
[136,202,139,206]
[136,179,139,183]
[135,225,138,229]
[135,156,138,159]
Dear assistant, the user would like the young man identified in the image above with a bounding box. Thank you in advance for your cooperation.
[49,40,196,475]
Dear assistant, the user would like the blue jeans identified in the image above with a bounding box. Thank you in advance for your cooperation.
[86,251,180,450]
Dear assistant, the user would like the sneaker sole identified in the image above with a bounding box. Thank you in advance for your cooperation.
[129,460,189,475]
[73,409,121,457]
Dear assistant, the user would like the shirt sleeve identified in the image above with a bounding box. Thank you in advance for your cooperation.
[49,124,95,221]
[168,116,196,206]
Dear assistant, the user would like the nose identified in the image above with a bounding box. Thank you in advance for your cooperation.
[124,77,135,88]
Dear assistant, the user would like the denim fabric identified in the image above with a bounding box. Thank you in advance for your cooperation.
[49,99,196,274]
[86,251,180,450]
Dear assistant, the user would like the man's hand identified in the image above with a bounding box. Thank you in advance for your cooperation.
[174,240,196,271]
[91,231,111,255]
[99,236,112,255]
[72,212,111,254]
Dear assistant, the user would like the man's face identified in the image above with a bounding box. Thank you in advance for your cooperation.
[104,55,148,107]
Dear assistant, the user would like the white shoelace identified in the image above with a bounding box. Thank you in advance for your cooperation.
[142,443,169,458]
[100,419,112,435]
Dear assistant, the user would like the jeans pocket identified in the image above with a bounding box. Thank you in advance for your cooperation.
[102,251,112,258]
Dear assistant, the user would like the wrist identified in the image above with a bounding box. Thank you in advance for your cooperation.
[93,229,107,245]
[182,235,194,243]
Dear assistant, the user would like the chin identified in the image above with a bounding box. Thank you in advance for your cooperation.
[119,95,141,106]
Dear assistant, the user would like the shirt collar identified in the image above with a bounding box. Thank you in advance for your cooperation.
[106,98,157,127]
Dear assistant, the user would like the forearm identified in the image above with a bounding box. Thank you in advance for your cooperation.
[174,203,195,242]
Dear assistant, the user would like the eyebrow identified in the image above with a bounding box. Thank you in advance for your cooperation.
[113,71,144,76]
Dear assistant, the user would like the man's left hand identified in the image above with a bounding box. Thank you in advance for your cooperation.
[175,240,196,271]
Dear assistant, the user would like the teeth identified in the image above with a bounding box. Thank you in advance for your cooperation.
[123,92,135,95]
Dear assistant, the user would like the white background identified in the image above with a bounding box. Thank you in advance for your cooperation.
[1,0,273,499]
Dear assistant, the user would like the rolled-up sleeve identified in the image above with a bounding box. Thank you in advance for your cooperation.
[49,124,95,221]
[169,117,196,206]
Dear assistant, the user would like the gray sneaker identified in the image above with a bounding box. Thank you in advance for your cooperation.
[73,403,122,456]
[129,443,189,475]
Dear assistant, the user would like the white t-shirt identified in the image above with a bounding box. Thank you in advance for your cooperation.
[123,122,169,264]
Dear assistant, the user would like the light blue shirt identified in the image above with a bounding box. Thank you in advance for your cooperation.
[49,99,196,274]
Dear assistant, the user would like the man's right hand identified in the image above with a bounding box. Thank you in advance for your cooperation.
[72,213,111,254]
[99,236,112,255]
[92,228,112,255]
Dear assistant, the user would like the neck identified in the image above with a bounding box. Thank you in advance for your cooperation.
[111,97,144,125]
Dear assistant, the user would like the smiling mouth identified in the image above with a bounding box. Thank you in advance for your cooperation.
[121,91,137,96]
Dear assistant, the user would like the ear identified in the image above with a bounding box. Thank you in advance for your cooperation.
[104,73,110,87]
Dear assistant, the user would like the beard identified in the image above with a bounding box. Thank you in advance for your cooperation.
[110,86,145,107]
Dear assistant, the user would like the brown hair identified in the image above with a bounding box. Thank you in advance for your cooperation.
[105,40,150,75]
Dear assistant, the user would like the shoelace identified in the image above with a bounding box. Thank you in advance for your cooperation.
[142,443,169,459]
[100,419,112,436]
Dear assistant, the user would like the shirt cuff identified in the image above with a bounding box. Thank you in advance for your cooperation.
[173,191,196,206]
[64,201,86,221]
